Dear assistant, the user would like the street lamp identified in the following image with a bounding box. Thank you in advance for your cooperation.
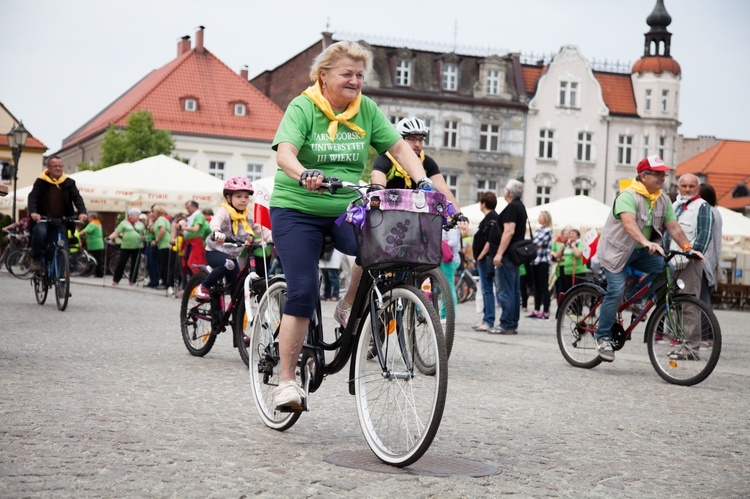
[6,122,29,222]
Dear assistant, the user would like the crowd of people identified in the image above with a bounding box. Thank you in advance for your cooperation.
[1,41,724,410]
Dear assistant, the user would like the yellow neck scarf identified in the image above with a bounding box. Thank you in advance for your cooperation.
[38,169,67,189]
[629,179,663,207]
[384,151,425,188]
[221,203,253,235]
[302,80,366,142]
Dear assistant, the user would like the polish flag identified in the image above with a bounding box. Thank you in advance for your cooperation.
[253,183,272,230]
[581,228,599,264]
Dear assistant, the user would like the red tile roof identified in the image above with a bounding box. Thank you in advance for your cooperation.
[521,65,637,116]
[0,135,48,151]
[593,72,638,116]
[60,46,284,151]
[676,140,750,208]
[632,56,681,76]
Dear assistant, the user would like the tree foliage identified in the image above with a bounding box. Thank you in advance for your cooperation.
[95,110,175,170]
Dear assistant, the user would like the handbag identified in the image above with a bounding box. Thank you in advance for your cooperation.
[508,217,537,266]
[441,239,453,264]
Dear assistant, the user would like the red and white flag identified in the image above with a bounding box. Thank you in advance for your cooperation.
[253,183,272,230]
[581,228,599,264]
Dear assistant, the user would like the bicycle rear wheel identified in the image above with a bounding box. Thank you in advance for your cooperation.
[417,269,455,358]
[248,279,301,430]
[646,295,722,386]
[180,272,216,356]
[455,272,476,304]
[354,285,447,467]
[6,249,32,279]
[54,250,70,311]
[556,285,604,369]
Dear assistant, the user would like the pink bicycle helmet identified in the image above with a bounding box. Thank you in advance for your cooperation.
[223,176,254,195]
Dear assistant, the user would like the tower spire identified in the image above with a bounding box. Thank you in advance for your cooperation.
[643,0,672,57]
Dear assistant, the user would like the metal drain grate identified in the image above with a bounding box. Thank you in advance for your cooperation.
[325,451,500,477]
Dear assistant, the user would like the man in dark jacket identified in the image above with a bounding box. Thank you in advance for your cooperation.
[27,156,87,270]
[471,191,499,331]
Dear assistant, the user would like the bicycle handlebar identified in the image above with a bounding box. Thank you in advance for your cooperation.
[209,232,271,250]
[664,249,701,263]
[38,216,82,224]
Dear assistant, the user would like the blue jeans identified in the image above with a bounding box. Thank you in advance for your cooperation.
[324,268,340,299]
[494,255,521,330]
[31,220,68,260]
[476,258,495,327]
[595,248,664,340]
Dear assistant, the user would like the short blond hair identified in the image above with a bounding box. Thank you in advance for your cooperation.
[539,211,552,227]
[309,41,370,83]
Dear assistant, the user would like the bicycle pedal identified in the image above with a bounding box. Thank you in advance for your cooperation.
[276,400,306,413]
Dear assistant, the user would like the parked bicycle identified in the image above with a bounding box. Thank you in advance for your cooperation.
[248,180,451,467]
[556,250,721,385]
[31,216,80,311]
[3,232,32,279]
[106,240,148,283]
[180,237,272,366]
[454,262,477,304]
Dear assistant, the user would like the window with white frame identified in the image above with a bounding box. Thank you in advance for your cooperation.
[659,136,666,159]
[234,103,246,116]
[477,179,498,198]
[538,129,554,159]
[645,89,652,111]
[246,163,263,182]
[559,80,578,107]
[574,178,592,196]
[643,134,650,157]
[576,132,592,161]
[479,124,501,151]
[442,63,458,91]
[661,90,669,112]
[536,185,551,205]
[486,69,500,96]
[209,161,225,179]
[444,174,458,198]
[443,120,459,148]
[617,134,634,165]
[395,59,412,86]
[185,99,197,112]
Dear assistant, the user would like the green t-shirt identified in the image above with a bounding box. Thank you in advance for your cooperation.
[153,216,172,250]
[116,219,143,250]
[561,242,588,276]
[82,222,104,251]
[271,94,401,217]
[613,192,676,249]
[184,212,207,240]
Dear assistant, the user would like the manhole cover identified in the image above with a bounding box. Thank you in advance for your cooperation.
[325,451,500,477]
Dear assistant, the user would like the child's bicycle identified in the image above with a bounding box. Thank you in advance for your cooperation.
[556,250,721,386]
[248,180,454,467]
[32,216,81,312]
[180,237,272,366]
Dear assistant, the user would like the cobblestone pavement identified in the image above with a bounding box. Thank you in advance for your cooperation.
[1,273,749,497]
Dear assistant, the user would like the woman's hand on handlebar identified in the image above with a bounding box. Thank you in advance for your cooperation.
[298,169,325,193]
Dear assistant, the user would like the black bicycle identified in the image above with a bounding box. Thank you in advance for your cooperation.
[3,232,32,279]
[180,237,272,366]
[32,216,80,311]
[248,180,450,467]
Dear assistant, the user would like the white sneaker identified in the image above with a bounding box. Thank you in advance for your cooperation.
[596,338,615,362]
[167,286,174,296]
[274,380,304,410]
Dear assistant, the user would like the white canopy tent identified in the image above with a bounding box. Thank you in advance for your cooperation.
[717,206,750,256]
[1,155,225,215]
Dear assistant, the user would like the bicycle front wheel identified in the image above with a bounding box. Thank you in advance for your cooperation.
[54,250,70,311]
[180,272,216,356]
[417,269,455,358]
[556,285,604,369]
[33,271,48,305]
[6,249,32,279]
[354,285,447,467]
[248,279,301,431]
[646,295,722,386]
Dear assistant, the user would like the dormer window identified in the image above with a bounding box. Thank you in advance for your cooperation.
[442,63,459,91]
[185,99,197,112]
[395,59,412,87]
[234,103,246,116]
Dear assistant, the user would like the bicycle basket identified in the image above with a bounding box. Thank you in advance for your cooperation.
[351,189,448,272]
